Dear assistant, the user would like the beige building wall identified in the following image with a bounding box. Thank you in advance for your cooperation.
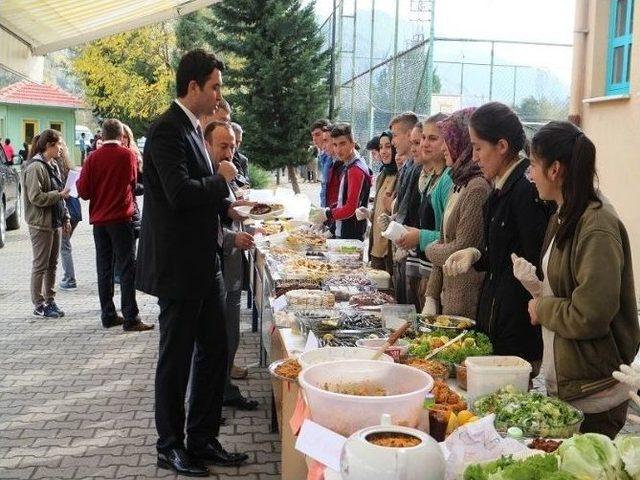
[571,0,640,297]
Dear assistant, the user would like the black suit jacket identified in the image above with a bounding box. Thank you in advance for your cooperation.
[136,102,231,300]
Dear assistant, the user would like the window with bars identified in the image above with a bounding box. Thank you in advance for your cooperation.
[606,0,634,95]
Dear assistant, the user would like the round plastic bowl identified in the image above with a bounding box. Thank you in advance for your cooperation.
[298,347,394,370]
[298,360,434,437]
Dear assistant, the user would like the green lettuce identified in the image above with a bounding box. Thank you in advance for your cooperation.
[557,433,627,480]
[616,435,640,479]
[463,454,567,480]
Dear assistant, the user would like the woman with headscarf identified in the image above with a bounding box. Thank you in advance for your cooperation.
[422,108,492,318]
[357,130,398,275]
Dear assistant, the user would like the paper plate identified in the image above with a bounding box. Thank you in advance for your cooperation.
[249,207,286,220]
[235,205,253,218]
[268,358,299,383]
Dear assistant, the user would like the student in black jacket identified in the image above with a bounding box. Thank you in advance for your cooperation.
[136,50,248,476]
[443,102,552,367]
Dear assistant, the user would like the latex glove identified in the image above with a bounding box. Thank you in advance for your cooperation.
[393,247,408,262]
[422,296,437,315]
[613,363,640,412]
[443,248,481,276]
[356,206,371,221]
[511,253,543,298]
[378,213,392,231]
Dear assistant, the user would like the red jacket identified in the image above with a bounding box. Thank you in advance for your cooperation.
[77,143,137,225]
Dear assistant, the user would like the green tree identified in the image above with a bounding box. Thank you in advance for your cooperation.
[207,0,330,193]
[174,10,213,66]
[72,24,175,137]
[515,95,569,123]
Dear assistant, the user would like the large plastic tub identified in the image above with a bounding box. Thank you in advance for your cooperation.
[297,347,393,370]
[466,356,532,403]
[298,360,433,436]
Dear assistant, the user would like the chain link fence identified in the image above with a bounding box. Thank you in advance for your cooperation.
[318,0,572,150]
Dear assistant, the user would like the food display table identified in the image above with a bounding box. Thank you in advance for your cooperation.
[244,218,638,480]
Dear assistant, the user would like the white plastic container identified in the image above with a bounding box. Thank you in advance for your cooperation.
[297,347,393,370]
[466,356,532,403]
[355,338,411,361]
[298,360,433,436]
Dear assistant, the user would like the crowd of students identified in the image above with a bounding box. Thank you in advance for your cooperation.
[309,102,640,438]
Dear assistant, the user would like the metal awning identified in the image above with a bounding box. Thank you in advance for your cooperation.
[1,0,219,55]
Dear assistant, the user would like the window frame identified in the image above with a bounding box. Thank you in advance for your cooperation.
[23,119,40,144]
[49,121,64,133]
[606,0,634,95]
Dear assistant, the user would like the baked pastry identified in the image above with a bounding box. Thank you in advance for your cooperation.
[285,289,335,309]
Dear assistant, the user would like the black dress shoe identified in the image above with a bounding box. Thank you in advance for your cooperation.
[223,396,259,411]
[188,439,249,467]
[102,316,124,328]
[157,448,209,477]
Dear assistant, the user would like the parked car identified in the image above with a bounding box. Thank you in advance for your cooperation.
[0,145,21,248]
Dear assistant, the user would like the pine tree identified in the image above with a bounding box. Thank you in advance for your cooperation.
[207,0,330,193]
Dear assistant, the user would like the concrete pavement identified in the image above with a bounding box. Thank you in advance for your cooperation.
[0,203,280,480]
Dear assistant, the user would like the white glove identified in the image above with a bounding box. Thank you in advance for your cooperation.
[422,296,437,315]
[613,363,640,412]
[356,206,371,221]
[511,253,543,298]
[443,248,481,276]
[378,213,392,231]
[393,247,408,262]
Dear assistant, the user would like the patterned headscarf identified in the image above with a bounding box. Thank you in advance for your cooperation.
[437,107,482,189]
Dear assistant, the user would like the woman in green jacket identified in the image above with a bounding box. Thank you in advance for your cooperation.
[516,121,640,438]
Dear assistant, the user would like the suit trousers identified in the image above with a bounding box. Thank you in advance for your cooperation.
[155,268,229,453]
[93,223,139,325]
[223,289,243,402]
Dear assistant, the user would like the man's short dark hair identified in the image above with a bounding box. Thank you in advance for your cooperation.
[389,111,419,130]
[176,49,226,97]
[102,118,123,141]
[366,135,380,151]
[4,138,10,145]
[310,118,331,132]
[330,122,354,141]
[203,120,234,141]
[80,132,86,137]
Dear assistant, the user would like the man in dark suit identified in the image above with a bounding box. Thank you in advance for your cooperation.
[136,49,248,477]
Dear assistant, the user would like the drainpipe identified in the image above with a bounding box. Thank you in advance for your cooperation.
[569,0,589,126]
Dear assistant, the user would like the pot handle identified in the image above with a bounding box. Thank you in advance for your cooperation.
[380,413,392,426]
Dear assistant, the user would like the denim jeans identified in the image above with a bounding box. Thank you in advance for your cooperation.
[60,220,78,282]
